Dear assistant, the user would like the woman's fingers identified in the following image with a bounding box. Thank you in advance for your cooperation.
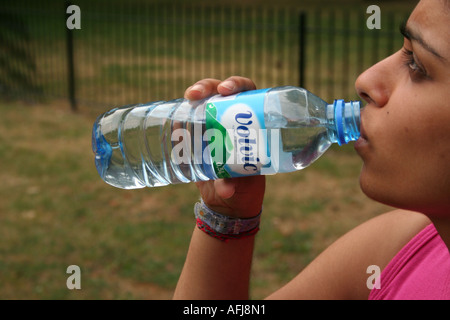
[184,76,257,101]
[184,78,222,100]
[218,76,257,95]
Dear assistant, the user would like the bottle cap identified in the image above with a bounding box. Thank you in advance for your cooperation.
[334,99,361,145]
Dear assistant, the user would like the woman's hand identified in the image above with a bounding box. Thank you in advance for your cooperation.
[184,76,266,218]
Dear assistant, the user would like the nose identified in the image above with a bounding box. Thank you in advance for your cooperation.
[355,52,398,108]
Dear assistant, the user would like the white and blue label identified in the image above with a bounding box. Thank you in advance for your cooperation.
[205,88,271,178]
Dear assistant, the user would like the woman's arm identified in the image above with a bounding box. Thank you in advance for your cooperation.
[266,209,430,299]
[175,204,429,299]
[173,77,265,299]
[173,226,256,299]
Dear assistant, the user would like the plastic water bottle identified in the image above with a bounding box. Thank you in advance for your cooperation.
[92,86,361,189]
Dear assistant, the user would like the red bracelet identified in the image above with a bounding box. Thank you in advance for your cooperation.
[196,218,259,242]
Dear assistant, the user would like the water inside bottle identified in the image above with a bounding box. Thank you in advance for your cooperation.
[93,100,219,189]
[92,87,360,189]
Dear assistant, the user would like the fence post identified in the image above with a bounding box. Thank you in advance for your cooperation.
[298,11,306,88]
[65,1,77,112]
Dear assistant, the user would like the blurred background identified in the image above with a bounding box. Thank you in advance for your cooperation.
[1,0,415,299]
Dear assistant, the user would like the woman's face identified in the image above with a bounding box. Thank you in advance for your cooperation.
[355,0,450,216]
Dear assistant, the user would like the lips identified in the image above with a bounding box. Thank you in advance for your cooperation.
[354,113,369,151]
[359,123,368,141]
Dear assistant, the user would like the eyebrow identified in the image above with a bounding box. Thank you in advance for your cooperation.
[400,22,447,62]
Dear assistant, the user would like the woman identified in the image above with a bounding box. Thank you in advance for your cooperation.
[173,0,450,299]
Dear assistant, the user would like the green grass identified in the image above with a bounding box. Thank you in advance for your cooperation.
[0,100,392,299]
[1,0,410,300]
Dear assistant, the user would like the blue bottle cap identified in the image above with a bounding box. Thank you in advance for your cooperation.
[334,99,361,145]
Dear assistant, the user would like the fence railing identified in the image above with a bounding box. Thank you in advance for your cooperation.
[1,1,413,111]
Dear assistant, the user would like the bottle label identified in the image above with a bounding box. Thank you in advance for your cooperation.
[205,88,270,178]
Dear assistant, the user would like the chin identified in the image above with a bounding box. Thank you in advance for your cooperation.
[358,173,400,209]
[359,176,450,217]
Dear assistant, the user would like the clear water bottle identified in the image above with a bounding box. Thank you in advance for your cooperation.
[92,86,361,189]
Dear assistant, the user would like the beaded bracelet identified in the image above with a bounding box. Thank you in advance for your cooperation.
[194,199,261,242]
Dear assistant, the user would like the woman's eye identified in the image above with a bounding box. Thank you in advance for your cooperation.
[408,58,419,71]
[401,48,428,80]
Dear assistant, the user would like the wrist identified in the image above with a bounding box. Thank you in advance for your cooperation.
[194,199,261,242]
[201,198,262,219]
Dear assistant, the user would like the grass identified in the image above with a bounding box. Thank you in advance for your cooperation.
[0,100,392,299]
[2,0,408,300]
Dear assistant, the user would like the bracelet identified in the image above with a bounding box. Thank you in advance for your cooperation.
[194,199,261,242]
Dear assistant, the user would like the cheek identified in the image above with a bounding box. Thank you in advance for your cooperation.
[359,101,450,211]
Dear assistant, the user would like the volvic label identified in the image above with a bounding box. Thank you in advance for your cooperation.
[205,88,271,178]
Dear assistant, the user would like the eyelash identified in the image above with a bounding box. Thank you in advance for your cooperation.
[401,48,427,80]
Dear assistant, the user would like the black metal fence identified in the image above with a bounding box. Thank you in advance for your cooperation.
[1,0,414,111]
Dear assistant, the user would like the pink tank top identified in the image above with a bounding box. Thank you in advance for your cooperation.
[369,223,450,300]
